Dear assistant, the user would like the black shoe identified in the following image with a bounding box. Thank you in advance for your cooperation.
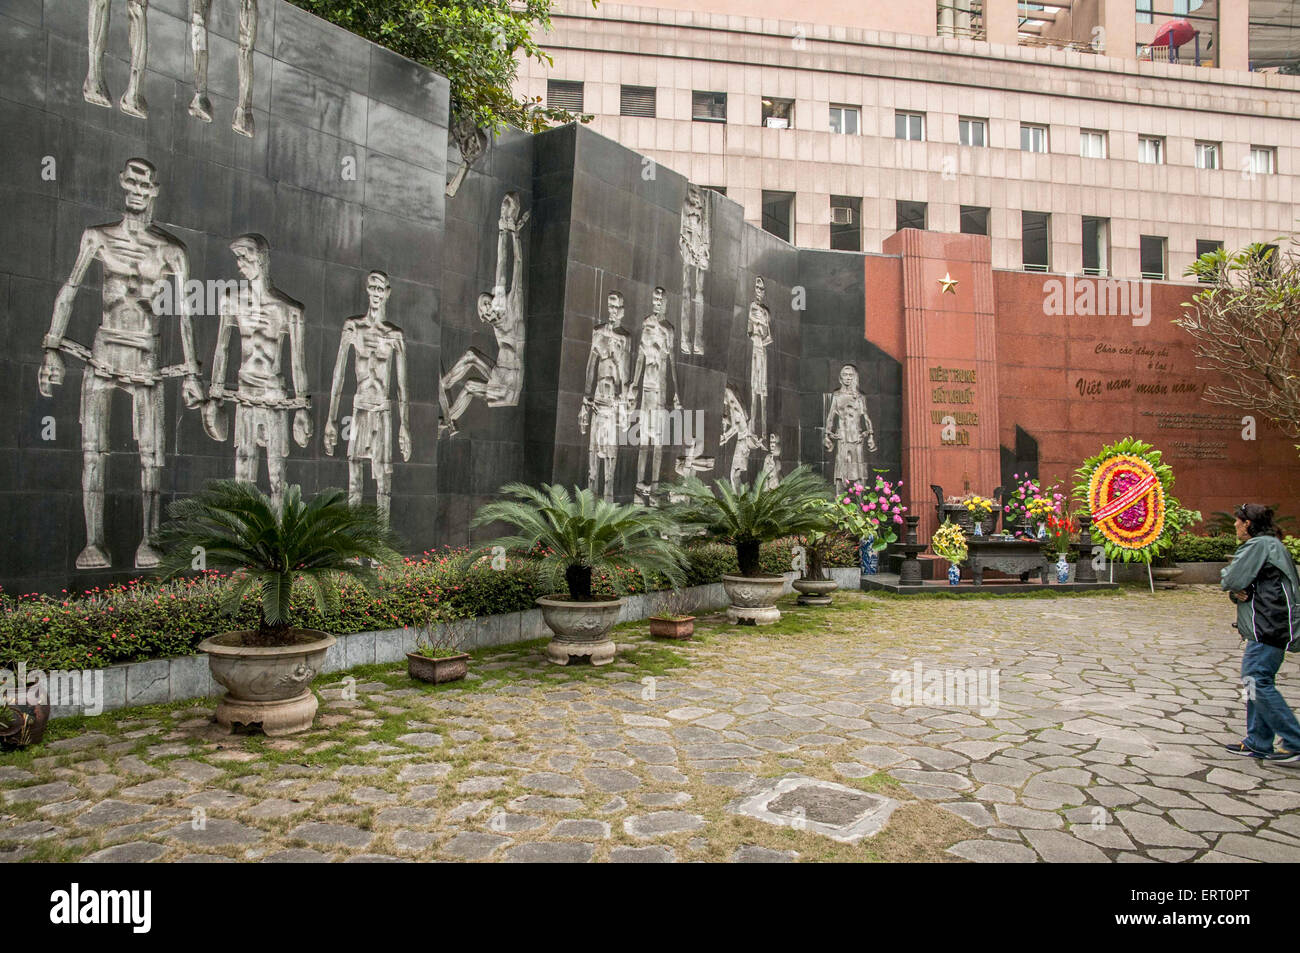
[1269,747,1300,764]
[1225,742,1268,759]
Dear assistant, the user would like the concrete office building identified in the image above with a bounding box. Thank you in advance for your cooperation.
[517,0,1298,278]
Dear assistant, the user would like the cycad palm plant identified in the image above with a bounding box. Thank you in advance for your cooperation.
[154,481,402,646]
[672,465,832,576]
[471,483,686,601]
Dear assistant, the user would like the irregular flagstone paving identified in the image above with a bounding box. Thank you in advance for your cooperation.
[3,587,1298,863]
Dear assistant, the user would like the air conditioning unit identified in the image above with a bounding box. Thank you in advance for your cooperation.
[830,206,854,225]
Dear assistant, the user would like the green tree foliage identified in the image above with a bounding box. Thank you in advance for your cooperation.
[291,0,595,131]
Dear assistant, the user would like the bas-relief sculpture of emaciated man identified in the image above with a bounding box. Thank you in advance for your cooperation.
[324,272,411,524]
[747,276,773,438]
[205,233,312,509]
[438,192,528,438]
[38,158,205,570]
[678,183,711,356]
[629,287,682,504]
[580,291,633,502]
[823,363,876,493]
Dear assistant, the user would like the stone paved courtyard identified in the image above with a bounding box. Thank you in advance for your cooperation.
[2,586,1297,863]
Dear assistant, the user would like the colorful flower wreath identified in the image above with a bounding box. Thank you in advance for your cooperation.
[1072,437,1175,563]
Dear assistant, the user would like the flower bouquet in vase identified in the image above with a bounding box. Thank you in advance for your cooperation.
[931,520,968,586]
[837,474,906,575]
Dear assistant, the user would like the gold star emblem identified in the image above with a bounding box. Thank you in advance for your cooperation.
[938,272,959,295]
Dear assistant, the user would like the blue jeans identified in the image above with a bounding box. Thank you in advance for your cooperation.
[1242,640,1300,754]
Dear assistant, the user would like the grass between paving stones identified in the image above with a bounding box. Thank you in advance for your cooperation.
[6,587,1171,863]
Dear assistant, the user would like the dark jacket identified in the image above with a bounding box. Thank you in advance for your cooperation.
[1221,535,1300,650]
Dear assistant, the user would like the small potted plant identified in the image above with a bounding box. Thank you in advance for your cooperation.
[407,620,471,684]
[471,483,687,665]
[673,466,830,625]
[648,589,695,639]
[155,481,401,736]
[792,498,844,606]
[931,521,968,586]
[1153,501,1202,587]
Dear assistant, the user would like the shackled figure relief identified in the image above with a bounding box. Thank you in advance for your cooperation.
[324,272,411,524]
[204,234,312,509]
[630,287,682,504]
[439,192,529,437]
[38,158,205,570]
[824,363,876,494]
[721,386,764,486]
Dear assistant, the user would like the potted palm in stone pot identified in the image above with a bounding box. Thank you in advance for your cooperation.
[155,481,400,736]
[673,465,830,625]
[471,484,686,665]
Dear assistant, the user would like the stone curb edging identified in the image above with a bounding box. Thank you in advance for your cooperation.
[31,569,862,720]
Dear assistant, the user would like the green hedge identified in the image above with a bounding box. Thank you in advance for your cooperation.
[0,536,858,671]
[1169,534,1240,563]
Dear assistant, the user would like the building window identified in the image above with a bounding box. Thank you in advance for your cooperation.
[829,105,860,135]
[1137,0,1153,24]
[762,190,794,243]
[546,80,583,112]
[1254,244,1280,278]
[1022,211,1051,272]
[692,91,727,123]
[896,200,927,232]
[960,206,989,236]
[1250,146,1277,175]
[1140,235,1167,280]
[1138,136,1164,165]
[619,85,656,118]
[830,196,862,251]
[1082,217,1109,276]
[1080,130,1107,159]
[1196,239,1223,282]
[1021,123,1049,154]
[1195,141,1220,170]
[895,111,925,142]
[959,117,987,147]
[762,97,794,129]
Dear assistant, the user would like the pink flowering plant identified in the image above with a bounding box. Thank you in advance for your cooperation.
[836,474,907,552]
[1002,473,1065,537]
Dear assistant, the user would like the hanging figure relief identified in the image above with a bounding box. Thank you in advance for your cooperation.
[187,0,259,137]
[323,272,411,524]
[747,276,773,439]
[823,363,876,493]
[629,287,682,504]
[758,433,782,490]
[439,192,529,437]
[38,158,205,570]
[580,291,633,502]
[678,183,711,356]
[84,0,150,118]
[204,234,312,509]
[446,116,489,198]
[721,386,764,486]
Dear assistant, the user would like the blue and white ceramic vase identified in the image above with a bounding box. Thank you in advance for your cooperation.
[973,520,983,537]
[947,563,961,586]
[860,538,879,575]
[1056,553,1070,583]
[1037,522,1048,540]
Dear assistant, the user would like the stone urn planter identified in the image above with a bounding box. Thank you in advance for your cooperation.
[792,577,838,607]
[722,574,787,625]
[648,615,695,639]
[537,596,624,665]
[1153,565,1185,589]
[198,629,335,736]
[406,651,470,684]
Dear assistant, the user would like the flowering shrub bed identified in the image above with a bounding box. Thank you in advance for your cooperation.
[0,538,858,670]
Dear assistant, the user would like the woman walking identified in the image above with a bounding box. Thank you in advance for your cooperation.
[1222,504,1300,762]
